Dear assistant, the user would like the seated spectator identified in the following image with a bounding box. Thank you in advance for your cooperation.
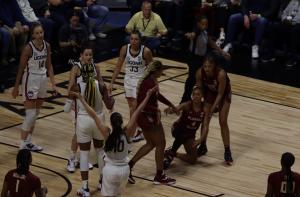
[16,0,54,42]
[0,0,29,56]
[58,11,88,64]
[280,0,300,67]
[82,0,109,40]
[222,0,279,58]
[125,0,168,51]
[1,149,48,197]
[0,22,12,67]
[266,152,300,197]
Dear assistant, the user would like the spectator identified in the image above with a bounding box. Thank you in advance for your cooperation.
[16,0,54,42]
[0,22,12,67]
[125,0,168,51]
[279,0,300,67]
[1,149,48,197]
[58,11,88,64]
[0,0,29,56]
[82,0,109,40]
[223,0,279,58]
[266,152,300,197]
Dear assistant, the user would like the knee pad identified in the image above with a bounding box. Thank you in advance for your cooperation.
[80,150,89,171]
[21,109,38,131]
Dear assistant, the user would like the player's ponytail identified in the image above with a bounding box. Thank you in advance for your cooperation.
[81,63,96,108]
[281,152,295,194]
[16,149,32,176]
[105,112,125,152]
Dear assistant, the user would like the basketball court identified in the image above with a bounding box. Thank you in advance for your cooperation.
[1,57,300,197]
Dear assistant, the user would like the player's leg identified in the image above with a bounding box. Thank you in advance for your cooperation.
[176,139,197,164]
[197,102,211,156]
[93,139,104,191]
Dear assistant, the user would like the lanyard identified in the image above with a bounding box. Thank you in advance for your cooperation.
[142,17,151,32]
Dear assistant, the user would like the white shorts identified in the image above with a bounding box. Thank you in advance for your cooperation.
[76,113,105,143]
[101,163,130,197]
[22,72,48,101]
[124,76,139,98]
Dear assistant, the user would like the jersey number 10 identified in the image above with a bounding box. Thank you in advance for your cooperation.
[113,139,124,152]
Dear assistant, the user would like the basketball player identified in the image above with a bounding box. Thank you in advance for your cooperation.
[65,46,109,174]
[65,46,107,197]
[163,86,208,169]
[70,86,158,197]
[266,152,300,197]
[128,60,178,185]
[1,149,47,197]
[108,30,153,142]
[12,22,57,152]
[195,54,233,164]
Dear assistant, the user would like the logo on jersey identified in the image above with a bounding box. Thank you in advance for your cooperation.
[27,91,34,99]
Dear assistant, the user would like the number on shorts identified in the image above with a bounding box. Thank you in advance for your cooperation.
[39,60,45,68]
[130,66,138,72]
[114,139,124,152]
[280,181,295,193]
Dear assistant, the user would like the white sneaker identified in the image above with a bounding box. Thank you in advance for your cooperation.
[67,159,76,173]
[223,43,232,53]
[88,163,93,170]
[252,45,259,58]
[77,188,90,197]
[132,130,144,143]
[88,33,96,41]
[21,143,43,152]
[96,32,107,39]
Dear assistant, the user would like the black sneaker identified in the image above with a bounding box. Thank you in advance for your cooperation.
[163,150,175,170]
[261,54,276,63]
[197,144,208,157]
[224,150,233,165]
[128,169,135,184]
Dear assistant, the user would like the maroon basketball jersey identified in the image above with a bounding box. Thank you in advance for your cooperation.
[201,67,231,94]
[268,170,300,197]
[174,101,204,136]
[4,169,41,197]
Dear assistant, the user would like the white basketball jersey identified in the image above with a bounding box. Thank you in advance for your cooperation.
[105,134,130,165]
[76,80,103,115]
[124,44,146,78]
[27,40,48,74]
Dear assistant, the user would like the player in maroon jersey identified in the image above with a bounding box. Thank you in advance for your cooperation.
[163,86,208,169]
[195,54,233,164]
[128,60,178,185]
[1,149,47,197]
[266,152,300,197]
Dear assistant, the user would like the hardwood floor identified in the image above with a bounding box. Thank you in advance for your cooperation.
[0,57,300,197]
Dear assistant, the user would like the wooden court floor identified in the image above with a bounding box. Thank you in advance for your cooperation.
[0,57,300,197]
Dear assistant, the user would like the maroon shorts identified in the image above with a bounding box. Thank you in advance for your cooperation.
[137,111,160,131]
[205,90,232,107]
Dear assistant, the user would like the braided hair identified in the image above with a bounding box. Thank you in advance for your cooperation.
[281,152,295,195]
[16,149,32,176]
[105,112,126,152]
[136,60,163,96]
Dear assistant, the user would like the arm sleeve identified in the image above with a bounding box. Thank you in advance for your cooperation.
[126,14,137,31]
[156,15,167,33]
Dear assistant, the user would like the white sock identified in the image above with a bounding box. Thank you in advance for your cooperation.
[26,134,32,143]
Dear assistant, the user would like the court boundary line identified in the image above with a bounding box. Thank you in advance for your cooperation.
[0,142,71,197]
[0,141,224,197]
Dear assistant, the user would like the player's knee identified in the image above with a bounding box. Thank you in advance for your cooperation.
[80,150,89,171]
[21,109,38,131]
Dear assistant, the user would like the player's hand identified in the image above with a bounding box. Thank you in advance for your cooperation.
[11,87,19,99]
[146,85,158,97]
[171,105,180,116]
[51,85,60,96]
[107,83,113,96]
[164,107,173,115]
[69,91,80,98]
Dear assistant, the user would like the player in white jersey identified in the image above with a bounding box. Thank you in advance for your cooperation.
[108,30,152,142]
[12,22,57,152]
[70,85,158,197]
[64,45,110,197]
